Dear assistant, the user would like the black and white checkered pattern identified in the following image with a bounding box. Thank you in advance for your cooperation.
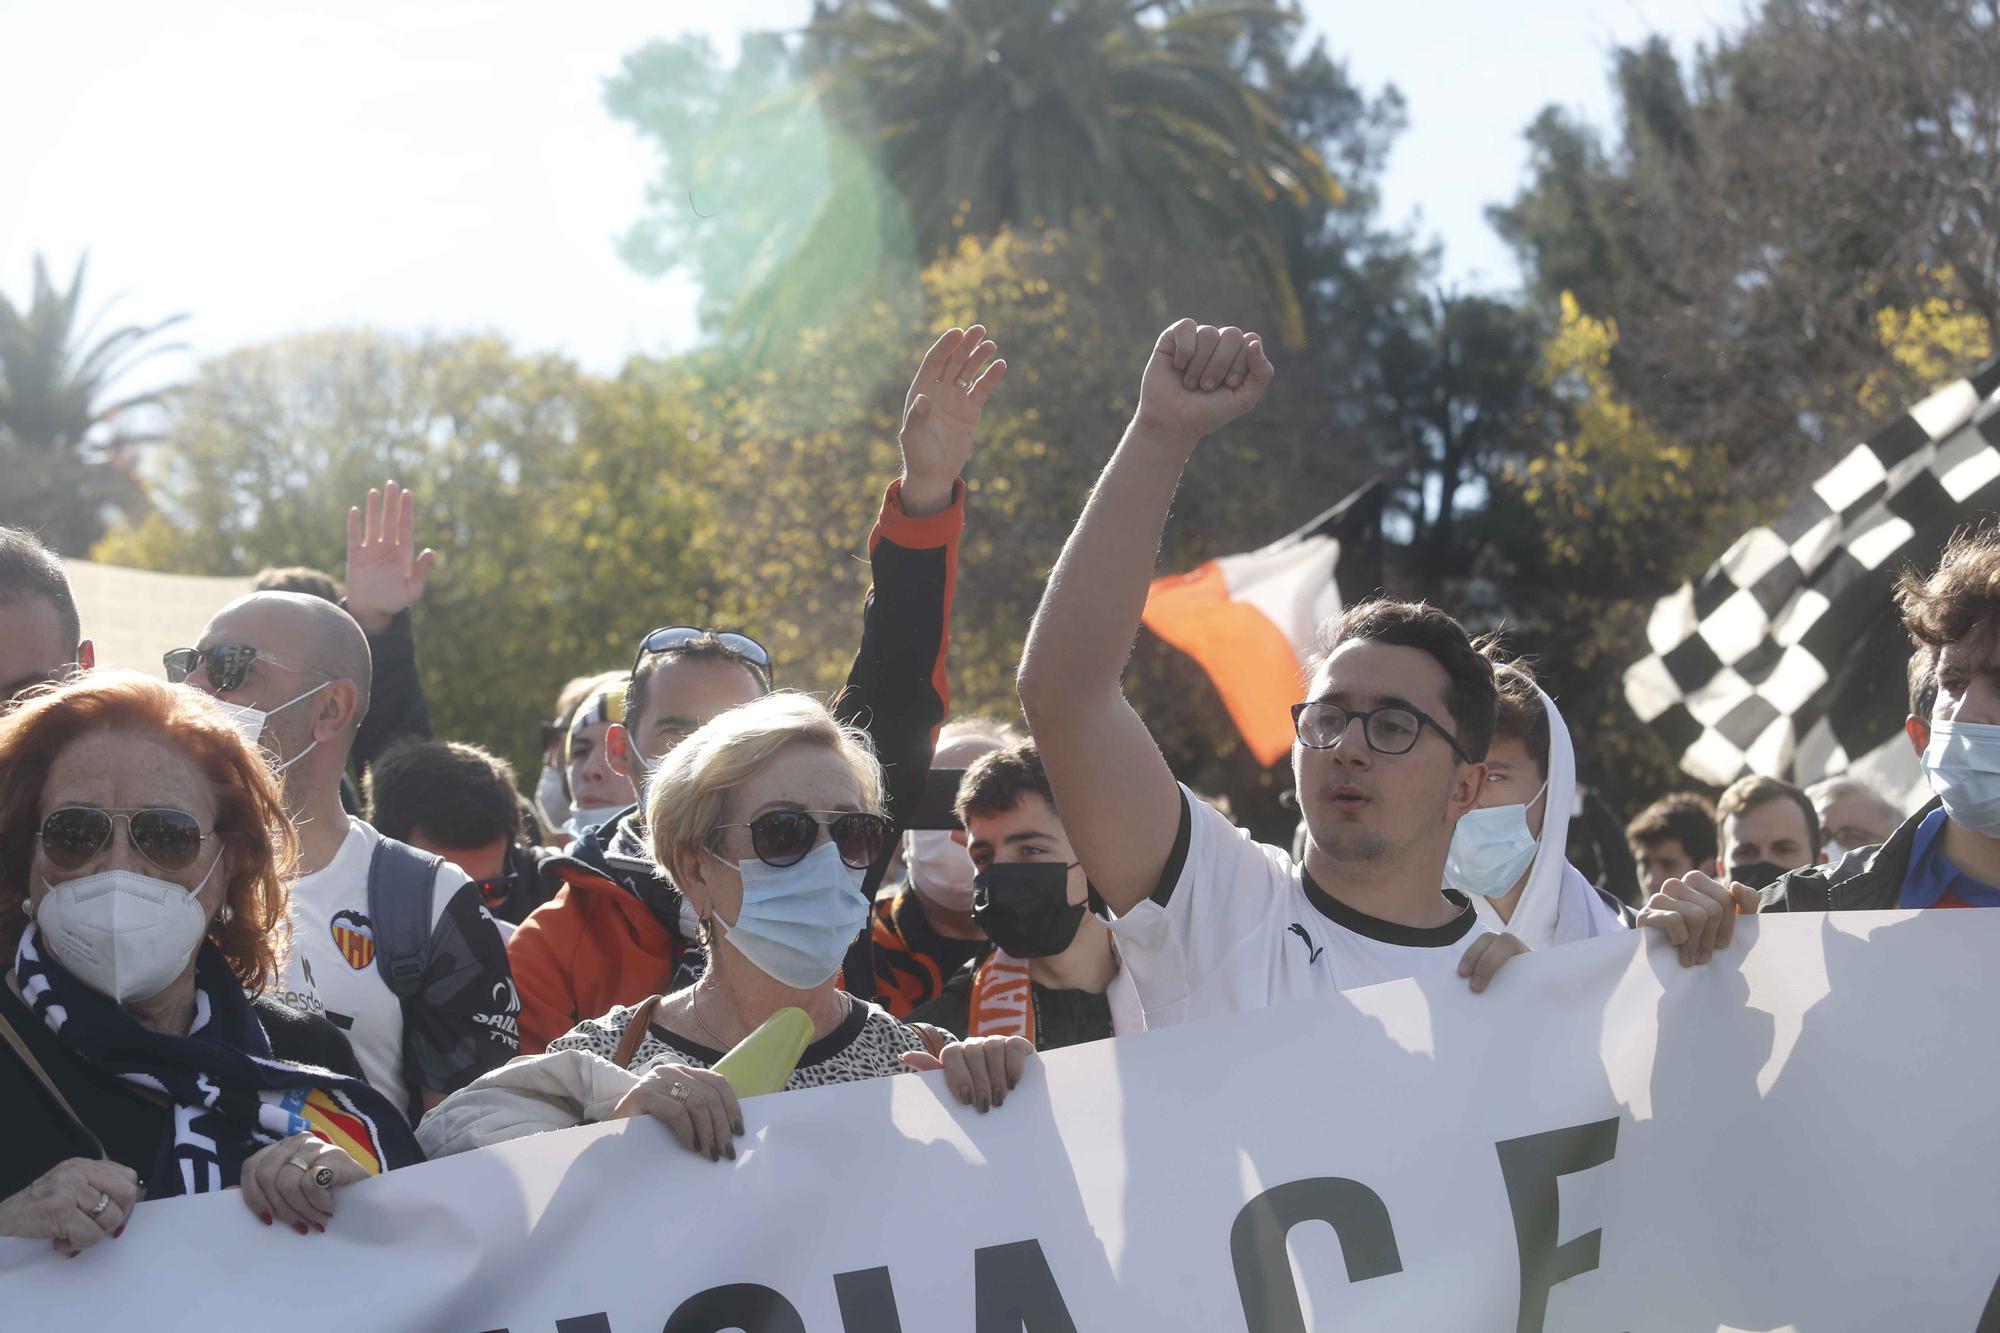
[1625,358,2000,787]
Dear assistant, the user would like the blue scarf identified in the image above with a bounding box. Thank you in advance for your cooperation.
[15,925,422,1197]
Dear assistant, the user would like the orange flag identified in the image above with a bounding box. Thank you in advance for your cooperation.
[1142,483,1384,766]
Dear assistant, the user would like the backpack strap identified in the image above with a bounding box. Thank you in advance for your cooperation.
[367,838,443,1000]
[613,994,666,1069]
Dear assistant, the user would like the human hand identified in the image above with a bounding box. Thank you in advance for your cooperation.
[610,1062,744,1162]
[1457,931,1528,994]
[1637,870,1760,966]
[899,325,1006,518]
[1133,319,1274,450]
[345,479,436,635]
[239,1132,370,1234]
[899,1033,1034,1112]
[0,1158,139,1257]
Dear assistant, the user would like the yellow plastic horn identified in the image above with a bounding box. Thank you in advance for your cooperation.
[712,1007,814,1098]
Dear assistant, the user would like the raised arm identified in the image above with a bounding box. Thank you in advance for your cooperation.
[1017,322,1273,915]
[832,325,1006,834]
[344,480,437,773]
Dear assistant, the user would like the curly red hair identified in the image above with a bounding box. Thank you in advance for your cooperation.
[0,671,297,994]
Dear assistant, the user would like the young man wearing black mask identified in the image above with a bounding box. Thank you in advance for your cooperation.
[912,741,1140,1049]
[1713,775,1824,892]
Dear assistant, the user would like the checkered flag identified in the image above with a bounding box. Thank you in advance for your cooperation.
[1625,357,2000,790]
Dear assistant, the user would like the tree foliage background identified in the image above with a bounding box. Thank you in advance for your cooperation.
[12,0,1993,832]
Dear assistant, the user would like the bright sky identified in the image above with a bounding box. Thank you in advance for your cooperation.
[0,0,1737,391]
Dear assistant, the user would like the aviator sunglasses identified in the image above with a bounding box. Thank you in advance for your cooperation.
[163,643,323,695]
[38,806,216,875]
[711,810,893,870]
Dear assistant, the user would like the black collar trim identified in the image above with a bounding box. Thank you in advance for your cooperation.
[1299,871,1478,947]
[650,993,868,1067]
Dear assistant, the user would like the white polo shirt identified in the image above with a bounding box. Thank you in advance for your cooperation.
[1107,787,1494,1028]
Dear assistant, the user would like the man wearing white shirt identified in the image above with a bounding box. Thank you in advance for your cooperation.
[1018,320,1528,1027]
[177,591,518,1118]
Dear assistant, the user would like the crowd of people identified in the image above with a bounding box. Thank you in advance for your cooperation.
[0,317,1990,1261]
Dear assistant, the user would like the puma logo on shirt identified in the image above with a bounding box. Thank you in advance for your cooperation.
[1287,923,1325,964]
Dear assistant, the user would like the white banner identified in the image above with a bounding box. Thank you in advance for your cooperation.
[6,912,1999,1331]
[60,559,252,677]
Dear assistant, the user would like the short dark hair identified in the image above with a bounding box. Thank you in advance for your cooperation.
[624,634,771,733]
[956,739,1057,826]
[1308,599,1498,762]
[0,527,81,652]
[1626,791,1718,867]
[1715,774,1821,859]
[1908,643,1938,721]
[365,739,522,847]
[253,566,343,603]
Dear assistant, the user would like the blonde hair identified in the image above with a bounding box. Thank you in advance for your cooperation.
[645,692,884,871]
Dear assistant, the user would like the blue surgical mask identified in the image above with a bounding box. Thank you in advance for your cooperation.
[1923,720,2000,836]
[710,838,867,989]
[1444,784,1546,899]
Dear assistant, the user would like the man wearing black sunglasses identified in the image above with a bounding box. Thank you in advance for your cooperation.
[1020,320,1531,1031]
[0,527,93,712]
[508,325,1006,1054]
[182,590,519,1120]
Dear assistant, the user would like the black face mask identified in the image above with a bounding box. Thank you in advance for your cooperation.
[1726,860,1789,892]
[973,862,1085,958]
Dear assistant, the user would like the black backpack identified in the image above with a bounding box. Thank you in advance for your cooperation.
[366,838,442,1118]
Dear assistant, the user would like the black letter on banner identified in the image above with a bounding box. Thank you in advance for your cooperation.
[661,1284,807,1333]
[1231,1177,1403,1333]
[556,1320,612,1333]
[833,1266,904,1333]
[973,1240,1079,1333]
[1496,1118,1620,1333]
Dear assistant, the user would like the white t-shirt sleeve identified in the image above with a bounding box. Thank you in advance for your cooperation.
[1106,785,1294,1017]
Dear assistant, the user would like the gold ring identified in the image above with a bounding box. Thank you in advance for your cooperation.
[668,1080,693,1104]
[287,1151,317,1173]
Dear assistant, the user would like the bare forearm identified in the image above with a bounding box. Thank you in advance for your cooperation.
[1020,419,1196,709]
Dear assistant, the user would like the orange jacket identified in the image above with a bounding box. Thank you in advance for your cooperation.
[508,859,683,1055]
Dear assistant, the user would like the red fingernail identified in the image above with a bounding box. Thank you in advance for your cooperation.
[67,1252,78,1260]
[294,1221,309,1235]
[114,1226,125,1238]
[314,1223,325,1234]
[259,1212,272,1226]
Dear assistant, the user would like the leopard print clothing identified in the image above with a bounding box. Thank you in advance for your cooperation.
[547,993,928,1090]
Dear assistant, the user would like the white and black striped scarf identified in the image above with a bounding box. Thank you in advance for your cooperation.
[15,924,420,1197]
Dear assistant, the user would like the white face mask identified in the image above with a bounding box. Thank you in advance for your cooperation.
[1443,783,1547,900]
[35,861,217,1004]
[564,806,630,838]
[212,681,328,772]
[534,763,572,829]
[711,839,868,990]
[1924,719,2000,836]
[905,829,976,912]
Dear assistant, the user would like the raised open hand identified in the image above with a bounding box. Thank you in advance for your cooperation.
[899,324,1007,518]
[1134,319,1275,448]
[344,479,436,635]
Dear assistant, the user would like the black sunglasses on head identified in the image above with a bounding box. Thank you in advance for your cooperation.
[39,806,215,875]
[712,810,892,870]
[632,626,773,681]
[164,644,320,694]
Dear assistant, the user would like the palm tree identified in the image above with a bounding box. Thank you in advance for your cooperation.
[0,254,188,552]
[804,0,1341,342]
[0,252,188,455]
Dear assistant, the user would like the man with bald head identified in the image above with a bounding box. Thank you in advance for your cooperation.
[174,592,518,1119]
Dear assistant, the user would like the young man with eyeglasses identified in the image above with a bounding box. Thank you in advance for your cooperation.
[1018,321,1535,1027]
[0,527,92,712]
[506,325,1007,1052]
[173,591,519,1121]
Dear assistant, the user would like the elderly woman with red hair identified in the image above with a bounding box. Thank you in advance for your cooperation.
[0,672,420,1258]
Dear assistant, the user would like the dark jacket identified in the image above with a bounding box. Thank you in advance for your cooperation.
[1760,796,1942,913]
[508,478,960,1042]
[340,607,434,815]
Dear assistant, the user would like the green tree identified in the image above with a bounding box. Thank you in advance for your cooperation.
[93,330,722,780]
[607,0,1339,347]
[0,253,188,551]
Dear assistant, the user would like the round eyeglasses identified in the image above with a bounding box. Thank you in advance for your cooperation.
[1290,700,1472,762]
